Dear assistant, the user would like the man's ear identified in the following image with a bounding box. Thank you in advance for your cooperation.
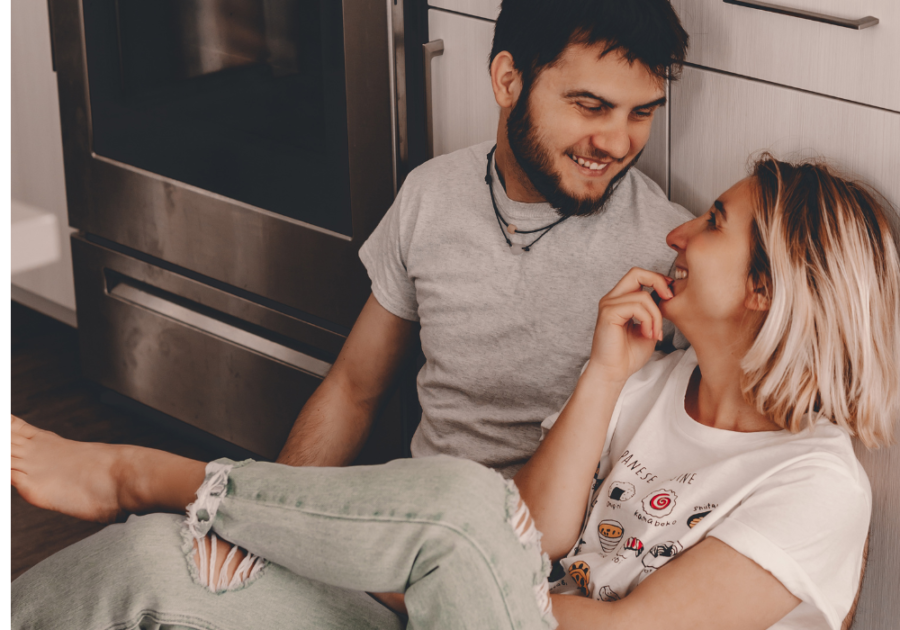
[490,51,521,109]
[744,276,770,312]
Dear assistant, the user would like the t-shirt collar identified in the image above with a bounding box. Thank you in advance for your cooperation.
[489,152,565,224]
[668,347,789,444]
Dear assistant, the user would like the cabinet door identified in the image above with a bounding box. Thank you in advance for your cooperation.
[428,9,498,157]
[670,66,900,630]
[670,67,900,215]
[671,0,900,111]
[428,0,500,21]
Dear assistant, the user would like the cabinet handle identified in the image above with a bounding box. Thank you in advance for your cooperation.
[46,0,57,72]
[724,0,879,30]
[423,39,444,159]
[106,272,333,378]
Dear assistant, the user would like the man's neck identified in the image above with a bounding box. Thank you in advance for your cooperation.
[494,134,546,204]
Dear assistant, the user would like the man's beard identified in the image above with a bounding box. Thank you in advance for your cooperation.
[506,85,642,218]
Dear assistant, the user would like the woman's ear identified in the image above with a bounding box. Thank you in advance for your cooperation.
[490,51,521,109]
[745,276,770,312]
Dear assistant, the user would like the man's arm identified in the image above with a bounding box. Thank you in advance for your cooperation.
[276,293,417,467]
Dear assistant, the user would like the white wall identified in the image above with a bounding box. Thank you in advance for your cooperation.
[10,0,77,327]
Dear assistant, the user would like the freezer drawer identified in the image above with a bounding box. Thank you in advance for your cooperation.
[71,235,406,461]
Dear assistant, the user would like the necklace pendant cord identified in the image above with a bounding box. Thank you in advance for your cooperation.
[485,145,569,253]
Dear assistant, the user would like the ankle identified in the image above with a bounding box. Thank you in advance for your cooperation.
[112,445,153,514]
[117,447,208,514]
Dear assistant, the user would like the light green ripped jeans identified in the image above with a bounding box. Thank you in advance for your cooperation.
[12,456,556,630]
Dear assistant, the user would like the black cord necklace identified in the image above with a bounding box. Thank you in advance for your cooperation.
[485,145,569,254]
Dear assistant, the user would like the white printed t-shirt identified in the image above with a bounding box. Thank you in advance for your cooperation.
[542,348,871,630]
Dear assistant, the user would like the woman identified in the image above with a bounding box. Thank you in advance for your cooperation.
[12,155,899,630]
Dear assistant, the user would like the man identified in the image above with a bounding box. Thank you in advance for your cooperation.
[276,0,692,478]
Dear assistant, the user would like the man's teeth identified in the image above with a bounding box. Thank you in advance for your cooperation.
[675,268,688,280]
[569,154,607,171]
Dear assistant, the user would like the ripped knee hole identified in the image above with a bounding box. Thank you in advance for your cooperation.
[509,494,554,621]
[192,533,264,592]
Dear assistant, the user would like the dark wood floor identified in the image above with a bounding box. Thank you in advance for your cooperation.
[10,301,218,581]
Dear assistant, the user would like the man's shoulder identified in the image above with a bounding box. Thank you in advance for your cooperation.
[617,168,695,225]
[404,141,494,192]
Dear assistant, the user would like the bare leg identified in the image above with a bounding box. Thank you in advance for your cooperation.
[10,415,205,523]
[11,415,258,589]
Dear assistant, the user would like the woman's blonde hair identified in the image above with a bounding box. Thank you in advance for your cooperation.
[741,154,900,448]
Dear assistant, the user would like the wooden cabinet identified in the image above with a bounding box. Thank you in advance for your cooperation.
[428,0,500,21]
[427,9,499,156]
[671,0,900,111]
[669,67,900,214]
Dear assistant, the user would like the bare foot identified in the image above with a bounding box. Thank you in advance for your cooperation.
[11,415,136,522]
[11,415,206,523]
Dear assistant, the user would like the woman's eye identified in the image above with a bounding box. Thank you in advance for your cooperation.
[578,103,605,113]
[706,212,718,230]
[633,110,653,119]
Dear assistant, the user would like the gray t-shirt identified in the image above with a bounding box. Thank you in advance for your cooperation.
[360,141,693,477]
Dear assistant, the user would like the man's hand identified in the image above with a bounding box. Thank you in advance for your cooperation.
[276,294,417,467]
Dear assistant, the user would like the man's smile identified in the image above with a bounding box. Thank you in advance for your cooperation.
[567,153,612,176]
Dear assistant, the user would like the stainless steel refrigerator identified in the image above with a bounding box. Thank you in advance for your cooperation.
[49,0,429,461]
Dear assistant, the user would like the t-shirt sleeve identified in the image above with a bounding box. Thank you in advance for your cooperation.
[358,180,420,322]
[707,461,871,630]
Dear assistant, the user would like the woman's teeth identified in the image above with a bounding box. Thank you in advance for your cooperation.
[569,154,608,171]
[674,268,688,280]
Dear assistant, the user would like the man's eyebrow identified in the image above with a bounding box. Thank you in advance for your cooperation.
[635,96,667,110]
[714,200,728,221]
[563,91,667,111]
[564,90,616,108]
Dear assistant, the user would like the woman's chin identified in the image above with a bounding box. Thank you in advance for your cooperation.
[659,299,687,338]
[658,295,677,319]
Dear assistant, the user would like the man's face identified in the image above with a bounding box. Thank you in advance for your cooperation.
[507,43,666,217]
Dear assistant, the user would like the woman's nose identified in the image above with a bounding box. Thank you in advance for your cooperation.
[666,219,692,251]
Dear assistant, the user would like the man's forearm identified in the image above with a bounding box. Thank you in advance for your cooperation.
[275,377,375,467]
[275,293,417,468]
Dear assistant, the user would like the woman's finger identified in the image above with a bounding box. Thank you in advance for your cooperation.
[605,267,673,301]
[600,298,661,340]
[601,292,664,340]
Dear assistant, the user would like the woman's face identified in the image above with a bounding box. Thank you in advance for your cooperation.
[661,178,761,335]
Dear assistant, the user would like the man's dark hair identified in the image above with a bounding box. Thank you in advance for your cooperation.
[489,0,688,88]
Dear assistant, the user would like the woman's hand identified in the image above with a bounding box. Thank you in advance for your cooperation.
[587,267,673,385]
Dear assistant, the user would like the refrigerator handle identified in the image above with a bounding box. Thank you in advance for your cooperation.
[423,39,444,159]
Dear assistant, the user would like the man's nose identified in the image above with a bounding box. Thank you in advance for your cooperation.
[590,119,630,161]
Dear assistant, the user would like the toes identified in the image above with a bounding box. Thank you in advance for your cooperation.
[11,434,30,448]
[11,415,40,439]
[11,469,28,490]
